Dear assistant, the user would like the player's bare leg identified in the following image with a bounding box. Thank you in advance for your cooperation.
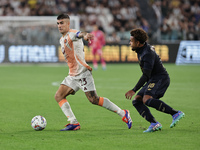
[85,91,132,129]
[55,84,74,103]
[55,85,80,131]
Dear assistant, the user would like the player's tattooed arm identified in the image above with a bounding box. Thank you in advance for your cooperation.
[77,32,94,43]
[85,91,99,105]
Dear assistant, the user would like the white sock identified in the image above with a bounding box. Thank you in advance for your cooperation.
[98,97,125,118]
[59,99,78,124]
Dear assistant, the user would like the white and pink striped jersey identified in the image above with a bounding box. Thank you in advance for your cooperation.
[60,29,89,76]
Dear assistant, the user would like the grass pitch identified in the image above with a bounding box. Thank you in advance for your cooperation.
[0,64,199,150]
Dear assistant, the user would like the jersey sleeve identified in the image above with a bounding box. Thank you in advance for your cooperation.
[69,29,81,41]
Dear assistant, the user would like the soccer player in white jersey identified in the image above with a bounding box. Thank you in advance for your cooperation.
[55,13,132,131]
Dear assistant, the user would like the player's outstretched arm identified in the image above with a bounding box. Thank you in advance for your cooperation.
[77,32,94,43]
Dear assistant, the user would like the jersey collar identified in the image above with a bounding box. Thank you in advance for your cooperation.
[134,42,147,53]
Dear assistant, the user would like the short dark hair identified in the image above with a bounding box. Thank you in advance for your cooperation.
[130,28,148,44]
[57,13,70,20]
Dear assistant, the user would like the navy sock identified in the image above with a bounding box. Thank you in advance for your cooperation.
[132,100,157,123]
[145,98,178,116]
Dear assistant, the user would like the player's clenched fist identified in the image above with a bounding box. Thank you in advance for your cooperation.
[84,33,94,43]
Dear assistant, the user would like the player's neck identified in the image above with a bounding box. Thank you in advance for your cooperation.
[134,43,146,53]
[62,29,70,37]
[62,32,68,37]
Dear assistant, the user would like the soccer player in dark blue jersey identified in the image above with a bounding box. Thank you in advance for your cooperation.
[125,28,185,133]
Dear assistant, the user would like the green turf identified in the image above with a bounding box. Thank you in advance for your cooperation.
[0,64,199,150]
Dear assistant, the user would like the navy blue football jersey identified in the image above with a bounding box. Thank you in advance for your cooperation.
[135,43,168,78]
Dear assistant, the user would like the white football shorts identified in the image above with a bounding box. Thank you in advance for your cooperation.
[61,70,96,94]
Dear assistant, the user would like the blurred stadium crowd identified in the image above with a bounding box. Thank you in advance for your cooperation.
[0,0,199,44]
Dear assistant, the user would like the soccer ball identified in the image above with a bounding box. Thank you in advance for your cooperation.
[31,115,47,131]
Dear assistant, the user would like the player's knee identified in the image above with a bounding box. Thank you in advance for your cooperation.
[54,93,59,102]
[132,100,137,106]
[142,99,147,104]
[132,99,143,106]
[142,95,153,104]
[54,92,62,103]
[132,95,143,106]
[133,95,142,102]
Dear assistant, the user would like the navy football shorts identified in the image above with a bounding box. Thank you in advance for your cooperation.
[137,75,170,99]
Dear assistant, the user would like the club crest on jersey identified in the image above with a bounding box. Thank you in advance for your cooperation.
[64,39,67,43]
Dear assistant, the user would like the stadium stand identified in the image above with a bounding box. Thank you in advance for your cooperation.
[0,0,199,44]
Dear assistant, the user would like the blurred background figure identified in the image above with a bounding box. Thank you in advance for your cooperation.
[89,24,106,70]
